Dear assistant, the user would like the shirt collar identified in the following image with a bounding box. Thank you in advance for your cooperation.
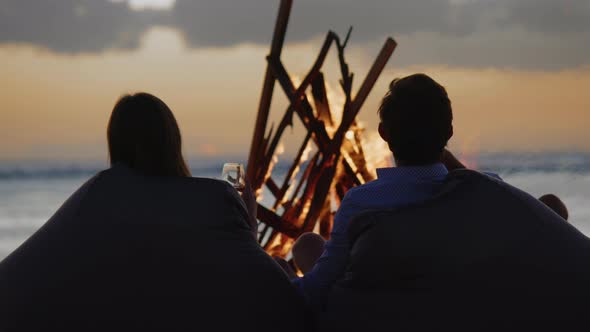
[376,162,449,182]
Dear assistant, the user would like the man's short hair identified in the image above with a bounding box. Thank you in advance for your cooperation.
[378,73,453,165]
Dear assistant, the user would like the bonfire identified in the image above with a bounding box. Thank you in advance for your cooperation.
[246,0,397,257]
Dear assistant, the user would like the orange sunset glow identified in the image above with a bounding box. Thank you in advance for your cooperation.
[1,1,589,162]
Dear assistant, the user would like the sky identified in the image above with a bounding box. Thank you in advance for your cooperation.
[0,0,589,163]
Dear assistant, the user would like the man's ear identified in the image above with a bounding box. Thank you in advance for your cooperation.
[378,122,389,142]
[447,125,454,140]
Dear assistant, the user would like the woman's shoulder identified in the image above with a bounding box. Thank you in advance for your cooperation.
[85,166,247,221]
[102,164,230,190]
[101,165,242,205]
[188,176,235,191]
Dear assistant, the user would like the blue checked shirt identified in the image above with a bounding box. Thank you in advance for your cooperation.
[293,163,499,302]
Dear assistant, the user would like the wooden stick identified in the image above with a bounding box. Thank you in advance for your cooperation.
[267,55,364,190]
[286,151,320,211]
[318,199,334,238]
[311,72,334,127]
[267,56,331,150]
[329,37,397,153]
[301,153,340,232]
[350,37,397,120]
[273,131,313,210]
[246,0,292,185]
[266,177,281,197]
[254,30,336,186]
[254,107,294,189]
[257,204,300,238]
[292,32,337,103]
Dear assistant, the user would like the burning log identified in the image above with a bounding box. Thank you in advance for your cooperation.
[246,0,397,256]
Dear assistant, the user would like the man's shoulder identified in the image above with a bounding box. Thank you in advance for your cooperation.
[342,179,389,202]
[345,179,377,194]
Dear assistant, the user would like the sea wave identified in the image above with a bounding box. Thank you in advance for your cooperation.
[474,152,590,175]
[1,152,589,179]
[0,167,101,180]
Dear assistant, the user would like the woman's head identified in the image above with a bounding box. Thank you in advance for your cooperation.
[107,93,191,177]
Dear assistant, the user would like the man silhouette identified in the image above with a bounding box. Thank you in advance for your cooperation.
[292,73,499,305]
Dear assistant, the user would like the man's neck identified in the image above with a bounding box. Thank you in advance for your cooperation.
[394,150,466,171]
[394,159,439,167]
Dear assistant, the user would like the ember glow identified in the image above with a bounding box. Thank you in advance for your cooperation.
[319,78,393,177]
[266,143,285,182]
[360,129,394,175]
[282,142,314,206]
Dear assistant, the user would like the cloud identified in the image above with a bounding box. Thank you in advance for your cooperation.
[0,0,155,53]
[0,0,589,69]
[170,0,454,46]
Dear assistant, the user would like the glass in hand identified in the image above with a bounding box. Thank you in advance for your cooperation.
[221,163,246,191]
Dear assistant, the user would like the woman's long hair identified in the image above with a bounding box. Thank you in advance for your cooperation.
[107,93,191,177]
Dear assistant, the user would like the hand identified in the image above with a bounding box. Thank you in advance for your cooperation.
[274,257,298,279]
[241,179,258,238]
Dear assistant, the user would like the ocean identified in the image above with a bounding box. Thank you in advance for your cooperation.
[1,152,589,260]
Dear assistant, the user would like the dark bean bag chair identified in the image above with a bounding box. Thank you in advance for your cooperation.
[321,169,590,332]
[0,165,313,331]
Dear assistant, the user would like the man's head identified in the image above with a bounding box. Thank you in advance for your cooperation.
[378,73,453,165]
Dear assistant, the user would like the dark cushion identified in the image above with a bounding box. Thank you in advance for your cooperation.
[322,170,590,332]
[0,165,313,331]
